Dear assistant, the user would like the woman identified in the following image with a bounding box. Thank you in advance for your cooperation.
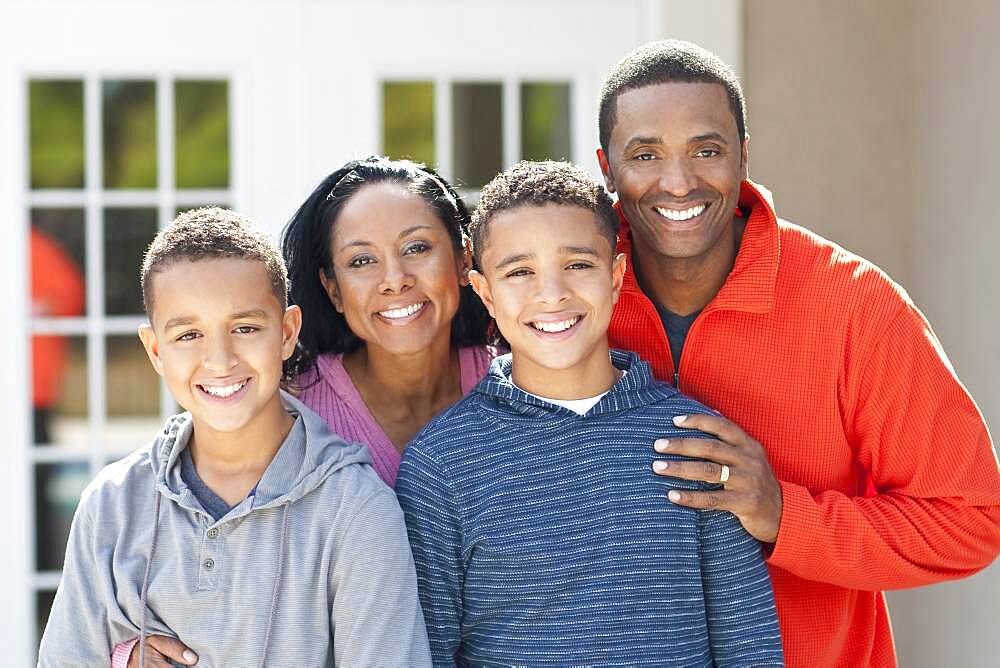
[282,156,496,486]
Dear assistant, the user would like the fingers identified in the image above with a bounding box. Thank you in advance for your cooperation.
[652,458,730,485]
[653,437,737,465]
[130,636,198,667]
[672,413,749,445]
[667,488,737,511]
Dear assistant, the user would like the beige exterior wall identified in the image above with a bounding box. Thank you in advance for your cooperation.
[745,1,999,666]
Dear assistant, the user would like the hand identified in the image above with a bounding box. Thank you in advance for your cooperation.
[127,635,198,667]
[652,413,783,544]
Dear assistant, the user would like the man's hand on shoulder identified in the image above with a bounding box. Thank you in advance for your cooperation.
[651,413,783,544]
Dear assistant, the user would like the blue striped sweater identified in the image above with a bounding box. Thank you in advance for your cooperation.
[396,350,784,667]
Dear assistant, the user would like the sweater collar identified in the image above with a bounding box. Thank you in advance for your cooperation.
[615,179,780,315]
[475,349,677,419]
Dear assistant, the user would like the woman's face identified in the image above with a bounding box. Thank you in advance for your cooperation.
[322,182,470,357]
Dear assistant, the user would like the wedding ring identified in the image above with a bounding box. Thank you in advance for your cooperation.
[719,464,731,484]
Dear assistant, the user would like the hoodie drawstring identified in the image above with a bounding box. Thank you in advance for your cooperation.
[260,502,291,667]
[138,488,162,668]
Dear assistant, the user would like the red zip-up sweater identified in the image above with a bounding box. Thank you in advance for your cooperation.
[608,180,1000,667]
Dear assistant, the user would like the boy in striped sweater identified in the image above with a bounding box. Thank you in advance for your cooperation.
[395,161,784,667]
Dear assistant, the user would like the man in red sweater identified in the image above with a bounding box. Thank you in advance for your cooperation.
[598,40,1000,667]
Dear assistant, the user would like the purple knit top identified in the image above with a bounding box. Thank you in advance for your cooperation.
[296,346,494,487]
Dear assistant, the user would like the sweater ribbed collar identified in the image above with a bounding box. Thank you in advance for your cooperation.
[474,349,678,421]
[616,179,780,316]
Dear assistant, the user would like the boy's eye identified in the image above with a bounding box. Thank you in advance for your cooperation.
[403,241,430,255]
[176,331,200,342]
[233,325,259,335]
[567,261,595,270]
[347,255,375,268]
[505,268,533,278]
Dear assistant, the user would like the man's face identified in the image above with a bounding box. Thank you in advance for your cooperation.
[599,82,748,264]
[470,204,626,393]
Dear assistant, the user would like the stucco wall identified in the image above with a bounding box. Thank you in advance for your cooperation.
[745,2,999,665]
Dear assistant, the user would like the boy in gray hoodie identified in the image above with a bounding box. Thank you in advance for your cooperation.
[38,207,430,667]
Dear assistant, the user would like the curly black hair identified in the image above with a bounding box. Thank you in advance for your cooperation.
[469,160,618,265]
[141,206,287,318]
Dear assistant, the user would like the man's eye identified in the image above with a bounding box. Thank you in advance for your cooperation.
[695,148,721,158]
[403,241,430,255]
[634,153,656,161]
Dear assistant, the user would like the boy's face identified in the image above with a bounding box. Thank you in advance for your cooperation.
[138,257,301,439]
[471,203,626,389]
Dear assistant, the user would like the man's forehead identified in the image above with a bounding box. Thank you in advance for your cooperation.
[614,82,736,137]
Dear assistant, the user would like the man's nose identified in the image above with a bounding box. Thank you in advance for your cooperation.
[656,155,698,199]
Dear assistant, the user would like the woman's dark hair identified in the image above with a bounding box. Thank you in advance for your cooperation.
[281,156,491,382]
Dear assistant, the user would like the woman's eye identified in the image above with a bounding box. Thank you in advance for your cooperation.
[348,255,375,268]
[403,241,430,255]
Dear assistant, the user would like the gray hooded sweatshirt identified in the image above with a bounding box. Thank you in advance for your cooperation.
[38,392,431,667]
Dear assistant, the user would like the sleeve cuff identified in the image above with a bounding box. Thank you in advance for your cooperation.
[111,638,138,668]
[765,480,818,571]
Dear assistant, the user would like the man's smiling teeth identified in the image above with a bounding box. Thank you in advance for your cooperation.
[201,380,247,398]
[655,204,707,221]
[379,302,426,319]
[531,316,581,333]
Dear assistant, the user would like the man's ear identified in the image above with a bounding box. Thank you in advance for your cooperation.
[138,324,165,376]
[597,148,616,193]
[468,270,495,318]
[318,268,343,313]
[610,253,627,305]
[740,133,750,181]
[281,305,303,361]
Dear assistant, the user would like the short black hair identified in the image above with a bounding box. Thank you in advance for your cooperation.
[281,156,491,382]
[470,160,618,265]
[599,39,747,152]
[141,207,287,317]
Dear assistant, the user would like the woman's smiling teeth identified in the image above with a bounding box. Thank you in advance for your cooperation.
[200,380,247,398]
[530,316,581,333]
[655,203,707,221]
[379,301,426,319]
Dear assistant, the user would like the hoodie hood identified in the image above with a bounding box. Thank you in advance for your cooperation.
[149,390,372,514]
[475,349,680,423]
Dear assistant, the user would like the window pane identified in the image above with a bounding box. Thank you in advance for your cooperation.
[103,80,157,189]
[37,590,56,648]
[521,83,571,161]
[35,462,90,571]
[104,208,157,315]
[29,80,85,189]
[452,83,502,189]
[106,335,161,451]
[175,80,229,189]
[32,336,87,447]
[383,81,435,166]
[31,209,87,317]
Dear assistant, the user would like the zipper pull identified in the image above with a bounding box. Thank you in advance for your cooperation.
[673,371,680,388]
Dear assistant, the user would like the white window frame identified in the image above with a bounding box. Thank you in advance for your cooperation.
[23,69,238,651]
[377,70,595,199]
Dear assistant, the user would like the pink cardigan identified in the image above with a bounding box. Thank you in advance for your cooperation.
[297,346,495,487]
